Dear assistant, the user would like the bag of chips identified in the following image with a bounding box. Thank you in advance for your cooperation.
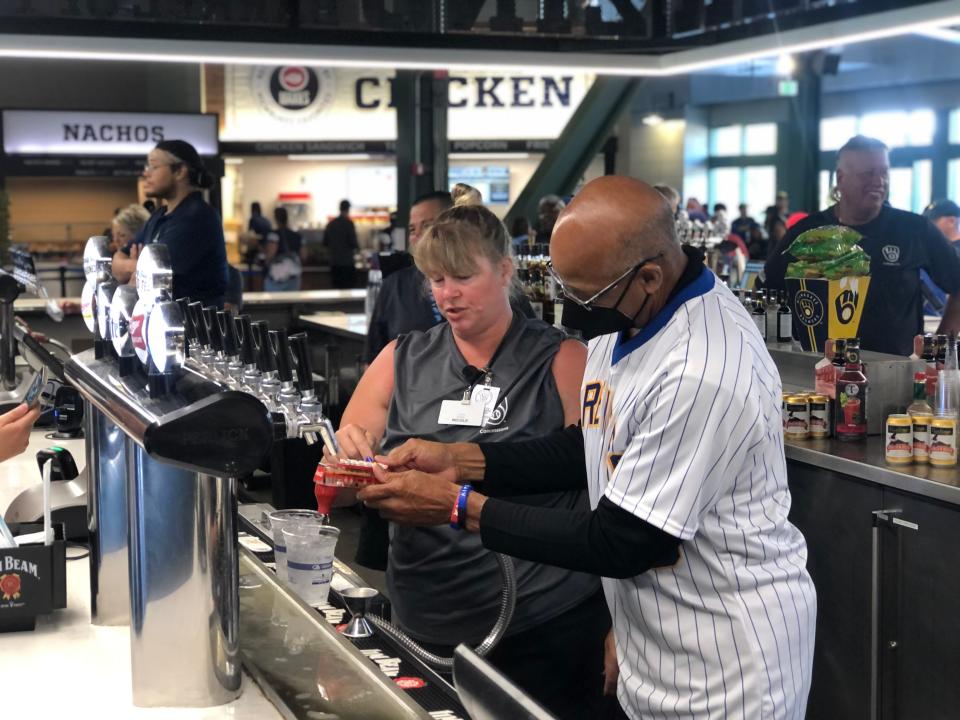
[784,225,863,261]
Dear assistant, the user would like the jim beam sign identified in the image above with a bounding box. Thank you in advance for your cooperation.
[2,110,218,157]
[0,556,39,610]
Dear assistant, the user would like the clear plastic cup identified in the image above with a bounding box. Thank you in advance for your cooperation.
[282,523,340,606]
[267,509,324,583]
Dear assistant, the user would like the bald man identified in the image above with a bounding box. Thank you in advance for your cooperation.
[360,176,816,720]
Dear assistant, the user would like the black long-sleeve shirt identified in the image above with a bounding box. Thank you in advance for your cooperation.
[476,427,681,579]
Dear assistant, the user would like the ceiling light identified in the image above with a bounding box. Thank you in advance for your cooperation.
[776,54,796,77]
[0,3,958,77]
[642,113,664,126]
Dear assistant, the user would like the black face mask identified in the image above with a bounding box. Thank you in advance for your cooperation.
[561,289,650,341]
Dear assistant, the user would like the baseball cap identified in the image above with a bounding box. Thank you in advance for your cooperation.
[924,199,960,220]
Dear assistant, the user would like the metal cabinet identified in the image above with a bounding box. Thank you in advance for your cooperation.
[788,463,881,720]
[873,490,960,720]
[788,464,960,720]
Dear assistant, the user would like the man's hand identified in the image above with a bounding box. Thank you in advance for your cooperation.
[358,465,460,526]
[603,629,620,696]
[0,403,41,463]
[376,438,459,483]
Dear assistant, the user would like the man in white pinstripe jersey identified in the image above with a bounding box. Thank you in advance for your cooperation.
[361,176,816,719]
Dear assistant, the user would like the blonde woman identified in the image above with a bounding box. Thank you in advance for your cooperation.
[110,203,150,255]
[332,184,608,719]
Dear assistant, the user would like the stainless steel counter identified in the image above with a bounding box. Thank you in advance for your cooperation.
[243,290,367,306]
[785,436,960,506]
[300,311,368,341]
[14,290,366,314]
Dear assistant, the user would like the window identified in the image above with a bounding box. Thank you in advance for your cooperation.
[907,110,936,147]
[821,116,857,151]
[744,123,777,155]
[821,109,936,150]
[709,123,777,157]
[948,158,960,201]
[888,167,913,211]
[913,159,932,214]
[885,161,931,214]
[950,111,960,145]
[860,112,909,148]
[710,125,742,157]
[708,167,741,210]
[819,170,833,211]
[744,166,776,218]
[708,165,776,219]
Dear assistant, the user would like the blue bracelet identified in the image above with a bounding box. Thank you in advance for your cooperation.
[450,484,473,530]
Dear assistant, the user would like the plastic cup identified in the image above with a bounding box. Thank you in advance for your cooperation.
[267,509,324,583]
[282,523,340,606]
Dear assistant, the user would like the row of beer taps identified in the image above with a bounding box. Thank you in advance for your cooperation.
[81,235,339,454]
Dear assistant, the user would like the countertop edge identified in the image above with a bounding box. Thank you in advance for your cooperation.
[785,441,960,506]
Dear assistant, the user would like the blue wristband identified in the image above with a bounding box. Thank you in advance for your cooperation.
[450,484,473,530]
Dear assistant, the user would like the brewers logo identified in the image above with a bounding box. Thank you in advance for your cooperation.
[251,66,336,122]
[0,573,21,601]
[834,287,860,324]
[794,290,824,327]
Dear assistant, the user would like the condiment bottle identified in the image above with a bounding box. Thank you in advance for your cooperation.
[836,345,868,441]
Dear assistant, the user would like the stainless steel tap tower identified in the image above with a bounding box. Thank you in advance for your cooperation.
[70,238,274,707]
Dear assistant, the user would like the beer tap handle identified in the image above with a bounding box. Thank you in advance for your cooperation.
[236,315,256,366]
[250,321,275,373]
[269,329,294,383]
[288,332,314,396]
[176,298,195,345]
[188,301,209,347]
[217,310,239,357]
[202,306,224,353]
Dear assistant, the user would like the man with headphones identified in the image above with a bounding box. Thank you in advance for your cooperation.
[112,139,228,308]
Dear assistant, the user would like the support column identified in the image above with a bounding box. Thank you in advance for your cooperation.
[394,70,448,250]
[780,52,823,215]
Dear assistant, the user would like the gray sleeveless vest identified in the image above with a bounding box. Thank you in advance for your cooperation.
[383,312,599,644]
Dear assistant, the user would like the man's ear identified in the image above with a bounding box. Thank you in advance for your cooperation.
[637,262,664,295]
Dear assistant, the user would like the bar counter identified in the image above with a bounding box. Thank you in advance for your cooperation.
[785,436,960,506]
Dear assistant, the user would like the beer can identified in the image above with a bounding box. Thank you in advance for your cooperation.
[808,395,830,438]
[784,396,810,440]
[930,417,958,467]
[884,414,913,464]
[912,413,933,464]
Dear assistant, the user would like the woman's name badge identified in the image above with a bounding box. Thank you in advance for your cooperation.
[438,399,484,426]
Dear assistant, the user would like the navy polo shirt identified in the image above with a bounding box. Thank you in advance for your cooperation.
[131,192,228,307]
[765,205,960,355]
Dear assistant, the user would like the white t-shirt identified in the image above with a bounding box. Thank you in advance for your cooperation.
[582,266,816,720]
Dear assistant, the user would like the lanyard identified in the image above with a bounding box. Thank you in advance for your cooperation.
[459,315,515,403]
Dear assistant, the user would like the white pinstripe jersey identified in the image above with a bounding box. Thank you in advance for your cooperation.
[581,267,816,720]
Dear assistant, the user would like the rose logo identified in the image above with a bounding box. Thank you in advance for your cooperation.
[0,573,21,601]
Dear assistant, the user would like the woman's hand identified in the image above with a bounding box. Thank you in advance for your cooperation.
[332,423,379,461]
[0,403,41,463]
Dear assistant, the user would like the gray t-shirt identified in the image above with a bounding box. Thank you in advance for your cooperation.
[383,312,599,644]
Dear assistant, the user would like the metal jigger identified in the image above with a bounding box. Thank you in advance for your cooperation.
[340,587,379,639]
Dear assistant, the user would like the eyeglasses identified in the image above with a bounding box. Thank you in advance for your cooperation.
[142,162,181,174]
[548,252,663,311]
